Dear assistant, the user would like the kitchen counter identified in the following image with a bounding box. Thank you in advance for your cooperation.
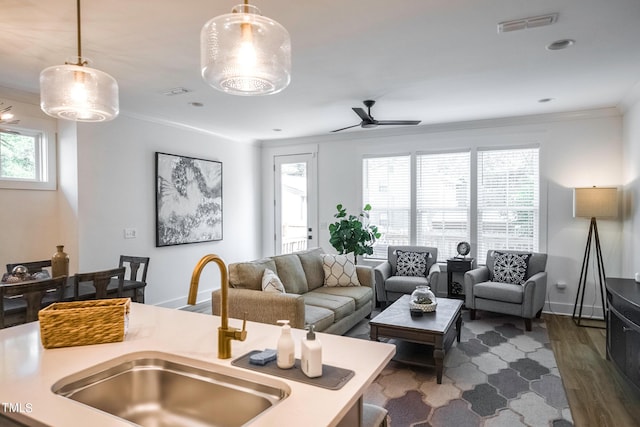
[0,303,395,426]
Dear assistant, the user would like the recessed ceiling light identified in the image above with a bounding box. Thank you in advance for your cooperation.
[189,102,204,107]
[272,128,282,132]
[538,98,554,103]
[546,39,575,50]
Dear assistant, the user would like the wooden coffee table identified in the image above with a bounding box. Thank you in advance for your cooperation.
[369,295,463,384]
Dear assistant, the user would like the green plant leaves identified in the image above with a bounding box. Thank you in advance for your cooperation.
[328,204,381,261]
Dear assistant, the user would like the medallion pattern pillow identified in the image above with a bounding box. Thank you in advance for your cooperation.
[262,268,286,293]
[492,252,531,285]
[395,250,429,277]
[322,253,361,287]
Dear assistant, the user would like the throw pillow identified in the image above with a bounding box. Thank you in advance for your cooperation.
[492,252,531,285]
[395,250,429,277]
[322,253,361,287]
[261,268,286,293]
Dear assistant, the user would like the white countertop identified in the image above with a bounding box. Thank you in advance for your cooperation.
[0,303,395,426]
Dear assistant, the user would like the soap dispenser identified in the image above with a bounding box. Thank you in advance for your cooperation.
[301,324,322,378]
[276,320,295,369]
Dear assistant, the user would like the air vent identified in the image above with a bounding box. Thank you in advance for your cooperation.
[161,87,192,96]
[498,13,558,33]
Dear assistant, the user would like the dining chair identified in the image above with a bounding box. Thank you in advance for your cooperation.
[0,275,67,328]
[5,260,52,275]
[117,255,149,303]
[74,267,125,300]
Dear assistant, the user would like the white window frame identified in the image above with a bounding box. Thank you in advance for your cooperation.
[0,123,56,191]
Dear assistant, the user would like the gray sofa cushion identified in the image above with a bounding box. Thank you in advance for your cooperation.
[296,247,325,291]
[385,275,430,295]
[310,286,373,311]
[474,281,523,304]
[304,305,335,331]
[302,293,355,321]
[272,254,309,294]
[229,258,277,291]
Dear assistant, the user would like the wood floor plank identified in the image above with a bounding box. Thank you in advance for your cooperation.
[546,314,640,427]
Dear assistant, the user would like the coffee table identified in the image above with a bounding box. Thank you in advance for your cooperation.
[369,295,463,384]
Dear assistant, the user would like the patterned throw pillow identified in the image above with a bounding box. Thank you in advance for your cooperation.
[395,250,429,277]
[262,268,286,293]
[492,252,531,285]
[322,253,361,287]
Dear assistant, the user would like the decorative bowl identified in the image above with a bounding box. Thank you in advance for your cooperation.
[409,301,437,312]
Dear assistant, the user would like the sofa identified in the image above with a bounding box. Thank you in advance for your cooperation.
[211,248,374,335]
[374,245,441,306]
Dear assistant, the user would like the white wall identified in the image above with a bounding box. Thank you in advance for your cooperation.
[74,115,262,307]
[261,108,624,317]
[0,91,60,269]
[622,97,640,277]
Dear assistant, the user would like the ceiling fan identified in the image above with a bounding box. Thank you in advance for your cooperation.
[331,100,421,132]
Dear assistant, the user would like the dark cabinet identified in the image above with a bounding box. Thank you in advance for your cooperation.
[606,278,640,394]
[447,258,476,300]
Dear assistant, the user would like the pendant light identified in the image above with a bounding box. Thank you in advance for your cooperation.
[40,0,119,122]
[201,1,291,96]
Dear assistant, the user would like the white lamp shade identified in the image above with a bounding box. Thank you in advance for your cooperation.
[40,63,119,122]
[201,4,291,96]
[573,187,618,218]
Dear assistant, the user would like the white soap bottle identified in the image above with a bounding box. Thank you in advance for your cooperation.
[276,320,295,369]
[301,324,322,378]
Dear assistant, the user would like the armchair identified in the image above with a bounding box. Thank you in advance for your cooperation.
[464,250,547,331]
[374,245,440,306]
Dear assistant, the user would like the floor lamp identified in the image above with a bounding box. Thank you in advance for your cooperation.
[572,187,618,328]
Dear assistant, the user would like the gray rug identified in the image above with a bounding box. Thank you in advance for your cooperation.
[347,311,574,427]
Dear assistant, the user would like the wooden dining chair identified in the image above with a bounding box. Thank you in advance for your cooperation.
[0,276,67,328]
[5,260,52,275]
[74,267,125,300]
[117,256,150,303]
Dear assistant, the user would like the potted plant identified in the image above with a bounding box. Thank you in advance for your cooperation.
[328,204,381,264]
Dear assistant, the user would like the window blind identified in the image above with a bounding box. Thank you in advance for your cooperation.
[363,155,411,258]
[416,151,470,260]
[477,147,539,263]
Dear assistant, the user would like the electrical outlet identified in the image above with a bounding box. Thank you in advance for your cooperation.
[556,281,566,290]
[124,228,137,239]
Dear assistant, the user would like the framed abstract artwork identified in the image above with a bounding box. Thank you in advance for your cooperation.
[155,152,222,246]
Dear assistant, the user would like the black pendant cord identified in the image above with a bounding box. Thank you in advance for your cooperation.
[572,217,607,328]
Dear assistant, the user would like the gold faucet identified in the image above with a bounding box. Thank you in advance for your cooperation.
[188,254,247,359]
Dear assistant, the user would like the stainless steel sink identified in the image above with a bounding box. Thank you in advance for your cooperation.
[52,351,289,427]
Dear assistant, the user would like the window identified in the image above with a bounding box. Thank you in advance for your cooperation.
[416,151,470,259]
[363,155,411,258]
[0,128,55,190]
[477,147,539,261]
[362,147,540,262]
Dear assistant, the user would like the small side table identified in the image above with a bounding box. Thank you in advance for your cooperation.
[447,258,476,300]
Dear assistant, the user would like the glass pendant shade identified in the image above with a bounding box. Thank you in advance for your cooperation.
[201,4,291,96]
[40,59,119,122]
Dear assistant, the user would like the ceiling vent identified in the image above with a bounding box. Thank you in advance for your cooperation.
[498,13,558,33]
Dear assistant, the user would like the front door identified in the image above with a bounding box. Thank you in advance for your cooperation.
[274,153,317,254]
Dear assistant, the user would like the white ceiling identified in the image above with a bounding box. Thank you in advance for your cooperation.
[1,0,640,142]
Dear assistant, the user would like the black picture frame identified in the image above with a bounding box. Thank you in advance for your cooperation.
[155,152,223,247]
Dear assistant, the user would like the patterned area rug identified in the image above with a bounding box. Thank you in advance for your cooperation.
[346,311,574,427]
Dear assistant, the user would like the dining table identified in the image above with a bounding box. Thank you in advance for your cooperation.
[1,276,145,328]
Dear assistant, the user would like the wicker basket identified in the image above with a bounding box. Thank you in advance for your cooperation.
[39,298,130,349]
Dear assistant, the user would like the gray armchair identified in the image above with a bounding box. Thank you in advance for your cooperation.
[464,249,547,331]
[374,245,440,306]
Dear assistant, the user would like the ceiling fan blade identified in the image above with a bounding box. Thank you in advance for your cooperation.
[331,123,361,133]
[352,107,373,122]
[376,120,421,126]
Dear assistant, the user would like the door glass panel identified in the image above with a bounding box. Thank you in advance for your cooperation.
[280,162,308,254]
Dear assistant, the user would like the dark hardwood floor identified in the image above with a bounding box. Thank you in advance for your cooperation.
[183,303,640,427]
[545,314,640,427]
